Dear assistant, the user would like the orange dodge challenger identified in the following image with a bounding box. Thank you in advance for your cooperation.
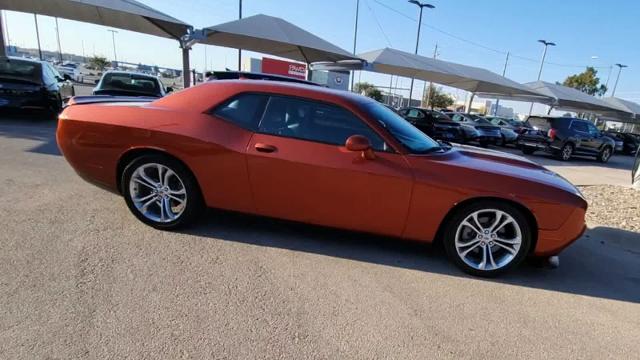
[57,80,587,276]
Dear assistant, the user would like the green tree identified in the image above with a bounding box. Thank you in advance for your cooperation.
[561,67,607,96]
[88,55,110,72]
[354,82,383,102]
[423,84,455,109]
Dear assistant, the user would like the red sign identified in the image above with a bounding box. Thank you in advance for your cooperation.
[261,57,307,80]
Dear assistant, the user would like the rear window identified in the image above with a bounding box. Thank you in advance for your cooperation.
[526,116,553,131]
[100,73,161,95]
[0,59,41,83]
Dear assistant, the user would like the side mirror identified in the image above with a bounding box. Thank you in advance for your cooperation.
[94,79,99,84]
[345,135,375,160]
[166,86,174,93]
[63,74,72,81]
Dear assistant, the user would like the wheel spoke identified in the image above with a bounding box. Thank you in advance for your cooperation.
[157,164,164,186]
[139,171,160,188]
[162,197,175,221]
[460,242,481,257]
[493,241,517,255]
[479,245,488,270]
[493,218,514,234]
[164,169,175,189]
[167,194,185,204]
[133,177,156,190]
[487,246,497,269]
[169,188,186,195]
[494,236,520,245]
[141,197,156,211]
[133,193,156,203]
[471,213,484,232]
[461,220,482,235]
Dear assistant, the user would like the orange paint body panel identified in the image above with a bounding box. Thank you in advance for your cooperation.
[57,80,587,257]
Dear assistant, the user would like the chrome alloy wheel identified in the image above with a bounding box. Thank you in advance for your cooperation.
[454,209,522,271]
[128,163,187,223]
[601,147,611,162]
[561,145,573,160]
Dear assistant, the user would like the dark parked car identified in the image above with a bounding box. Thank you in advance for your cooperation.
[445,112,502,147]
[486,116,531,134]
[93,71,171,98]
[398,107,465,143]
[0,57,74,117]
[606,131,639,155]
[518,116,615,162]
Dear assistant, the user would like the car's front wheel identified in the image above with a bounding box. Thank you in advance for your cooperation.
[443,201,532,277]
[597,146,612,163]
[122,154,203,229]
[559,143,573,161]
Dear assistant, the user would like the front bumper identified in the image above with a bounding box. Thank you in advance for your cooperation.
[533,207,587,256]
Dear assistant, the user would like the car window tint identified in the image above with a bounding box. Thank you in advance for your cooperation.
[259,96,388,151]
[587,123,600,135]
[42,64,56,85]
[571,121,588,133]
[407,109,424,118]
[213,93,268,131]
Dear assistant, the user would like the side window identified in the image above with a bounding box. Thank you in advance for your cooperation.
[42,64,55,85]
[587,123,600,136]
[452,114,463,122]
[258,96,388,151]
[570,121,588,133]
[212,93,268,131]
[407,109,424,118]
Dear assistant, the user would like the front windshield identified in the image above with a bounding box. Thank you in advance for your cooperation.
[360,101,441,154]
[468,115,492,125]
[506,119,524,126]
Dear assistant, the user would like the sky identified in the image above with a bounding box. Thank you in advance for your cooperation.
[3,0,640,115]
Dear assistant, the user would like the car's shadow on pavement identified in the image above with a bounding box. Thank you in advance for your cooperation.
[499,145,634,171]
[0,116,61,156]
[182,209,640,304]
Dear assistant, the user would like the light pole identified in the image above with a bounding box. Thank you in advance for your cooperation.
[611,63,627,97]
[238,0,242,71]
[350,0,360,92]
[107,29,118,66]
[407,0,434,106]
[529,39,555,115]
[493,51,510,115]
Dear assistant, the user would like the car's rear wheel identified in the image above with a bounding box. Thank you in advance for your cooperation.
[521,146,536,155]
[559,143,573,161]
[122,155,203,229]
[443,201,532,277]
[496,135,505,147]
[597,146,612,163]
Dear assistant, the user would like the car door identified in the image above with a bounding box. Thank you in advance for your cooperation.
[246,95,414,237]
[568,120,593,154]
[47,63,74,99]
[586,122,605,152]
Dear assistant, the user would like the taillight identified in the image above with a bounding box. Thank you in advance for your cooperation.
[548,128,557,140]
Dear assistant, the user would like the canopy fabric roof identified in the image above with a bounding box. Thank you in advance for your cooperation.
[0,0,191,40]
[201,14,361,64]
[357,47,550,101]
[525,81,631,117]
[603,97,640,120]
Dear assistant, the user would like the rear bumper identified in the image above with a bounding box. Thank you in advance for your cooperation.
[0,95,50,111]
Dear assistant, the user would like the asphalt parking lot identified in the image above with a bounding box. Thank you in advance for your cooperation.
[1,118,639,359]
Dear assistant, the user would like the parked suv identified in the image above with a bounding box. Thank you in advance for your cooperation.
[518,116,615,162]
[398,107,464,143]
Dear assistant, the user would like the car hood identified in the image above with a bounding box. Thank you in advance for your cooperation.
[418,144,581,195]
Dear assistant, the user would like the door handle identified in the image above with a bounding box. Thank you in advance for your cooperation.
[254,143,277,153]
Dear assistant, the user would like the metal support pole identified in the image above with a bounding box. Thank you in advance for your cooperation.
[0,12,7,57]
[494,51,509,115]
[388,75,393,105]
[34,14,42,60]
[350,0,360,92]
[182,46,190,88]
[529,41,554,115]
[108,29,118,65]
[424,43,438,108]
[55,17,63,62]
[237,0,242,71]
[466,93,475,113]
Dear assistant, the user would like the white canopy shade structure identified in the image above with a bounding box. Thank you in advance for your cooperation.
[602,97,640,121]
[0,0,194,87]
[200,14,362,67]
[525,81,632,118]
[356,47,551,103]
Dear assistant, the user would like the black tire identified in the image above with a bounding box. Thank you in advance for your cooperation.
[496,136,505,147]
[122,154,203,230]
[597,146,612,163]
[522,146,536,155]
[442,201,533,277]
[558,143,573,161]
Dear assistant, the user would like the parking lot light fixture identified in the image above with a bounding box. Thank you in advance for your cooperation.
[407,0,435,105]
[611,63,628,97]
[529,39,556,115]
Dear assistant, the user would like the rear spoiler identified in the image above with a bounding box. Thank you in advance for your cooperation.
[64,95,157,107]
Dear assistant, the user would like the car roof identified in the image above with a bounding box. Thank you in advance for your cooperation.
[103,70,158,79]
[4,56,44,66]
[153,79,376,112]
